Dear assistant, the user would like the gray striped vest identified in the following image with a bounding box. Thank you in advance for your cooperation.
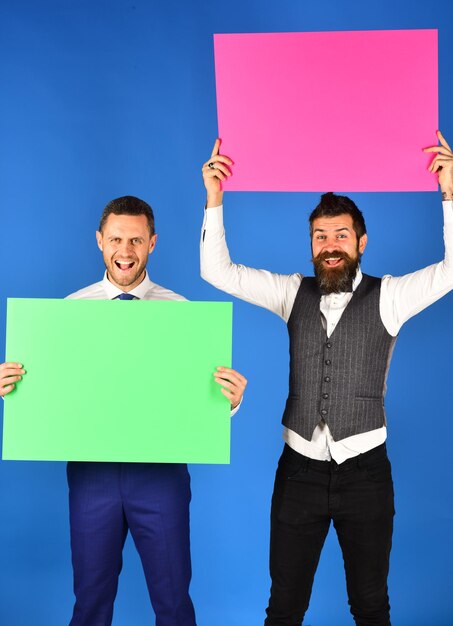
[282,274,397,441]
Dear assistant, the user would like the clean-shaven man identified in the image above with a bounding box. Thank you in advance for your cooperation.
[0,195,247,626]
[199,132,453,626]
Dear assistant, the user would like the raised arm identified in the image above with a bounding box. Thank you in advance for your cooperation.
[200,140,301,322]
[381,131,453,335]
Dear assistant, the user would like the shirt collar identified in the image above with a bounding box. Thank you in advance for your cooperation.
[101,271,154,300]
[352,266,363,292]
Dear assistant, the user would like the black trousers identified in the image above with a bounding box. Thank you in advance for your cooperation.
[265,443,394,626]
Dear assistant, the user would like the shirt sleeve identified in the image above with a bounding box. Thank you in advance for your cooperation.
[200,205,301,322]
[380,201,453,336]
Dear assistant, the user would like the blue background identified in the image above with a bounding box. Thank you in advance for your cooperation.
[1,1,452,625]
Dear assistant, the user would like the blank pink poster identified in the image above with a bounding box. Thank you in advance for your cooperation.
[214,30,438,192]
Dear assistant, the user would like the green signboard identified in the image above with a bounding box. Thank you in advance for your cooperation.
[3,299,232,463]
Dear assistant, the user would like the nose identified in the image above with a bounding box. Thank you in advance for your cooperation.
[118,241,135,256]
[325,233,340,246]
[322,238,339,251]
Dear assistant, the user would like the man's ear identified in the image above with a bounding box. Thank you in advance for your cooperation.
[358,233,368,255]
[149,233,158,254]
[96,230,103,252]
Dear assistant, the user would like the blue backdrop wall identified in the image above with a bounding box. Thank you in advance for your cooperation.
[1,1,452,625]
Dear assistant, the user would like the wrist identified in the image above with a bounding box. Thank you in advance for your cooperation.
[441,189,453,201]
[206,191,223,208]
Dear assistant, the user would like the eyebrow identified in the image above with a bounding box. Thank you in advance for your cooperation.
[313,226,351,233]
[108,235,144,239]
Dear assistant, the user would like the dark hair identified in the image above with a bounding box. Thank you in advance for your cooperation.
[99,195,155,235]
[309,192,366,239]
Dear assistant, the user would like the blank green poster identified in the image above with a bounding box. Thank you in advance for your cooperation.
[3,299,232,463]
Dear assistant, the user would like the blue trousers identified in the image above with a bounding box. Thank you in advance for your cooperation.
[67,462,196,626]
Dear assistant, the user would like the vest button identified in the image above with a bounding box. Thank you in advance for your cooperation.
[325,359,331,365]
[322,393,329,399]
[324,376,331,382]
[321,409,328,416]
[326,342,332,348]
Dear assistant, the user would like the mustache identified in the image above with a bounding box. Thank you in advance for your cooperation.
[313,250,354,263]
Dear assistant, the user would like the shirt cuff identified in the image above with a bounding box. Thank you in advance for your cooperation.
[203,204,224,230]
[230,396,242,417]
[442,200,453,223]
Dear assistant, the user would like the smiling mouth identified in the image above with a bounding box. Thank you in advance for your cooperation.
[115,260,135,271]
[324,257,344,267]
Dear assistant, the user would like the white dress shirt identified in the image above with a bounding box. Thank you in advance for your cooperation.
[200,202,453,463]
[66,271,187,302]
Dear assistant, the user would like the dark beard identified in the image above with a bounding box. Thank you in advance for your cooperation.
[312,250,360,294]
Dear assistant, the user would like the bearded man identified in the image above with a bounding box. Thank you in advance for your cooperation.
[199,133,453,626]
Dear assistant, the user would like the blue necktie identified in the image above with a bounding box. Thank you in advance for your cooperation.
[117,293,136,300]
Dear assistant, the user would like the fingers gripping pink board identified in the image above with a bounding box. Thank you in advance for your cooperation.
[214,30,438,192]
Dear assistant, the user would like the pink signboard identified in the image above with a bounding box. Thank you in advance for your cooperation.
[214,30,438,192]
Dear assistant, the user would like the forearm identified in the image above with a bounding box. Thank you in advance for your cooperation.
[200,205,235,290]
[206,191,223,209]
[381,201,453,334]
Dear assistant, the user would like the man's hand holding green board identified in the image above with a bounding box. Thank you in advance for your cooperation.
[0,362,25,396]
